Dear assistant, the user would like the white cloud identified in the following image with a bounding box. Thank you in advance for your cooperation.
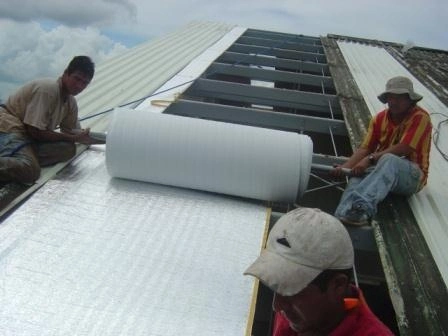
[0,0,136,26]
[0,20,128,100]
[1,0,447,101]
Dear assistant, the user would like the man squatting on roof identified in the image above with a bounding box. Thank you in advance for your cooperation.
[0,56,104,185]
[331,76,432,226]
[244,207,394,335]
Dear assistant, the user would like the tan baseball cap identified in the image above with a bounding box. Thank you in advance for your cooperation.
[244,207,354,296]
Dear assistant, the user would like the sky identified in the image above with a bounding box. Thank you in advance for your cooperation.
[0,0,447,101]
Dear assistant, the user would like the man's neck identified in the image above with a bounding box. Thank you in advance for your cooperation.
[389,106,413,124]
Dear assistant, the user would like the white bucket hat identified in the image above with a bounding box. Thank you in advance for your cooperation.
[244,207,354,296]
[377,76,423,103]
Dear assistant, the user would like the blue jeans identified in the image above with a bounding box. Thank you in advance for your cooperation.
[1,132,76,184]
[334,153,422,219]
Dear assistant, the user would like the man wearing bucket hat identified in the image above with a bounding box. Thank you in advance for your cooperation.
[244,207,394,335]
[331,76,432,226]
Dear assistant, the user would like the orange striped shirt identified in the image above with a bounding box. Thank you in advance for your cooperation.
[361,106,432,187]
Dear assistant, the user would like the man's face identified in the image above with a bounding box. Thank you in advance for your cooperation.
[386,93,413,116]
[62,70,91,96]
[273,284,334,334]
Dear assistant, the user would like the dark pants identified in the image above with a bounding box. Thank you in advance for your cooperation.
[0,132,76,184]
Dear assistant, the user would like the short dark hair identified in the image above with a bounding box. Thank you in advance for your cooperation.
[310,269,352,292]
[65,56,95,79]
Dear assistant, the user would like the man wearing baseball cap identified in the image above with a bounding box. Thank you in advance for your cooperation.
[331,76,432,226]
[244,207,394,335]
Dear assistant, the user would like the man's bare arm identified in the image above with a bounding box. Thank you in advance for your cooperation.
[25,125,104,145]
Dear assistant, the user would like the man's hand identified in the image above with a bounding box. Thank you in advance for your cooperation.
[69,128,106,145]
[330,148,372,178]
[330,164,348,178]
[73,128,94,145]
[349,157,370,176]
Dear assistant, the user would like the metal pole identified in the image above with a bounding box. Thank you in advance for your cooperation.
[311,163,351,176]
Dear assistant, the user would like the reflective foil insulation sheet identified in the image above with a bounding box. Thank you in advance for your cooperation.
[0,149,268,335]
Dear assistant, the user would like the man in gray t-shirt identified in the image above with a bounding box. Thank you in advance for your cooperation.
[0,55,103,184]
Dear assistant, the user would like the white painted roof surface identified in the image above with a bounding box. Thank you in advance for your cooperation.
[76,21,240,131]
[0,149,268,335]
[338,41,448,286]
[136,26,246,113]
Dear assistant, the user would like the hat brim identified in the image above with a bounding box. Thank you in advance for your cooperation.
[378,89,423,103]
[244,249,321,296]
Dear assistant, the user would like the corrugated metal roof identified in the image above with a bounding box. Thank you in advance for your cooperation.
[338,41,448,286]
[76,21,240,132]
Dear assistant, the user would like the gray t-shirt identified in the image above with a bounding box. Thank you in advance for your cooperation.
[0,78,78,135]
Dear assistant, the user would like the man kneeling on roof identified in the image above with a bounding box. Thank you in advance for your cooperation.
[331,76,432,226]
[244,207,394,335]
[0,56,104,185]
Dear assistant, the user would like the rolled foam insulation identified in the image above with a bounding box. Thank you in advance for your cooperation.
[106,108,313,202]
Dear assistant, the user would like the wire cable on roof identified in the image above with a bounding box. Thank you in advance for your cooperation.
[430,112,448,162]
[78,80,196,122]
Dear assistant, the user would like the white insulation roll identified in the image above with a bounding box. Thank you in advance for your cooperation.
[106,108,313,202]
